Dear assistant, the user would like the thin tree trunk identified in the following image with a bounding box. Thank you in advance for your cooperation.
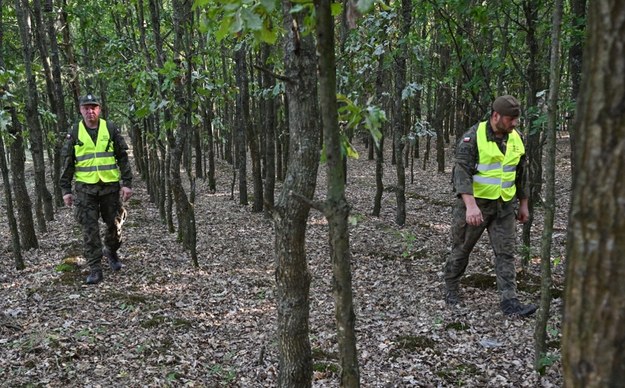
[235,45,249,206]
[274,1,320,385]
[170,0,197,265]
[44,0,68,207]
[567,0,586,182]
[521,0,545,267]
[16,0,54,231]
[0,3,24,268]
[315,0,359,385]
[262,43,276,216]
[562,1,625,385]
[534,0,562,372]
[392,0,411,226]
[372,55,385,217]
[8,108,38,250]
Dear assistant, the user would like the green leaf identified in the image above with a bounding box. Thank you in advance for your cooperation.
[256,28,278,44]
[242,8,263,30]
[230,13,243,34]
[260,0,276,12]
[356,0,375,13]
[331,2,343,16]
[216,18,232,41]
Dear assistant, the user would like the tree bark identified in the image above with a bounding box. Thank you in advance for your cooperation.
[8,108,38,250]
[16,0,54,231]
[273,1,320,385]
[562,1,625,385]
[392,0,412,226]
[261,43,276,217]
[235,45,249,206]
[315,0,360,385]
[170,0,197,265]
[567,0,586,181]
[533,0,562,371]
[372,55,385,217]
[0,2,24,268]
[521,0,546,266]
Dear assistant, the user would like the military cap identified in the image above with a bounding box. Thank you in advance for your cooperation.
[79,94,100,106]
[492,95,521,117]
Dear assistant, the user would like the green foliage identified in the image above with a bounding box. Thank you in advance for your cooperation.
[337,94,385,149]
[196,0,279,44]
[536,352,560,375]
[399,230,416,258]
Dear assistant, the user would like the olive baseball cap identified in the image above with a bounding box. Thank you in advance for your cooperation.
[492,95,521,117]
[79,94,100,106]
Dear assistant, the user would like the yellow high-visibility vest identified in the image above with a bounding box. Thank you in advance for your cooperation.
[472,121,525,201]
[74,119,120,184]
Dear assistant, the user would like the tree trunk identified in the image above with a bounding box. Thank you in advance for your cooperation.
[315,0,359,385]
[170,0,197,265]
[521,0,545,266]
[533,0,562,372]
[392,0,411,226]
[372,55,385,217]
[44,0,69,207]
[235,45,249,206]
[274,1,320,385]
[8,108,38,250]
[562,1,625,386]
[16,0,54,231]
[0,5,24,268]
[261,43,276,217]
[567,0,586,181]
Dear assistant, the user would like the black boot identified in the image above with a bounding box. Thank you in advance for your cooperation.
[103,248,122,271]
[501,298,537,317]
[86,269,103,284]
[444,288,461,306]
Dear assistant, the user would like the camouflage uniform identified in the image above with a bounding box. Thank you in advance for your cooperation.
[60,121,132,271]
[444,121,528,302]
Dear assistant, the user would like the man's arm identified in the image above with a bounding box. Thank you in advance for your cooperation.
[515,154,529,223]
[59,133,75,196]
[110,124,132,189]
[110,124,133,201]
[453,126,482,226]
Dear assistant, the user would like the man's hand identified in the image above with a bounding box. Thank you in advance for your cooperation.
[63,193,74,207]
[121,187,133,202]
[517,198,529,223]
[461,193,483,226]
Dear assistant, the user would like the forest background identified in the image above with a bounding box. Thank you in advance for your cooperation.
[1,0,624,387]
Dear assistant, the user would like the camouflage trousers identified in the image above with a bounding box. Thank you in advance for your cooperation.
[74,189,126,270]
[444,197,518,301]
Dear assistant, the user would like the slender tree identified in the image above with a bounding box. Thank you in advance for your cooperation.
[534,0,562,371]
[15,0,54,231]
[170,0,197,265]
[392,0,411,226]
[562,1,625,385]
[273,0,321,384]
[315,0,359,384]
[0,0,24,269]
[234,44,249,206]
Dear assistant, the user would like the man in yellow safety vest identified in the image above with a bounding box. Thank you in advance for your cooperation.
[444,95,537,317]
[60,94,133,284]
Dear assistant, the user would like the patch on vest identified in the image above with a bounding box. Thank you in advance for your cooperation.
[463,137,471,142]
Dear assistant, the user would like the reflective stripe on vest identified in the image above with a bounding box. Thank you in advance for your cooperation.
[74,119,120,184]
[472,121,525,201]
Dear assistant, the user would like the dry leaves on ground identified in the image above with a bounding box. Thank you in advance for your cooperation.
[0,138,570,387]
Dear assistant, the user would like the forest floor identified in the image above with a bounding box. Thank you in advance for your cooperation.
[0,134,571,387]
